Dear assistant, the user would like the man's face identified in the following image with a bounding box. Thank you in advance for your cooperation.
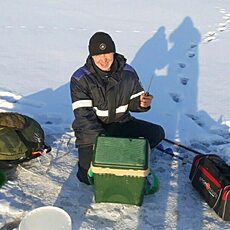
[92,53,114,71]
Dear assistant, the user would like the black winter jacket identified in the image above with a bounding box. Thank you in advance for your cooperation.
[70,53,149,146]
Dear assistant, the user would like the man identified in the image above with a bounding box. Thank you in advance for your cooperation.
[70,32,165,185]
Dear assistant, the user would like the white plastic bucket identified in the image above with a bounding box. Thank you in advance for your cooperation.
[19,206,72,230]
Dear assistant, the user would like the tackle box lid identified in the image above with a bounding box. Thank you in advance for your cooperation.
[92,136,150,170]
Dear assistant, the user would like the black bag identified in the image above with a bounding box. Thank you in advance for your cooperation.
[0,112,51,168]
[189,154,230,221]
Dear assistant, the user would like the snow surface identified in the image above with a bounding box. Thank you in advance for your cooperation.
[0,0,230,229]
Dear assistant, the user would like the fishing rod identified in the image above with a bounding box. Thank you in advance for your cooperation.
[157,144,190,165]
[164,138,204,155]
[144,74,155,96]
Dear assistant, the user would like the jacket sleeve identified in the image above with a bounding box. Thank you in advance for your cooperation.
[128,70,151,113]
[70,75,105,146]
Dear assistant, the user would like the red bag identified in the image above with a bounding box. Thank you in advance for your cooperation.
[189,154,230,221]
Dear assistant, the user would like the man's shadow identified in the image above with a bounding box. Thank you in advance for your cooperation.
[131,17,205,229]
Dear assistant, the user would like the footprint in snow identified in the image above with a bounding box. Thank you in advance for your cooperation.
[187,43,197,57]
[186,114,204,127]
[178,63,186,69]
[187,51,195,58]
[169,93,183,103]
[180,77,189,86]
[223,15,230,20]
[218,27,227,32]
[219,8,226,14]
[190,43,198,49]
[203,31,216,42]
[219,22,227,26]
[204,36,216,42]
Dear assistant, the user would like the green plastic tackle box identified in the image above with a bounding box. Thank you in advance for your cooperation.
[91,136,150,206]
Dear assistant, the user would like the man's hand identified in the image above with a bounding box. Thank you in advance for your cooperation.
[140,93,153,108]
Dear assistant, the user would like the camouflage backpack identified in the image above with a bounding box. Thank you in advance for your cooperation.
[0,112,51,167]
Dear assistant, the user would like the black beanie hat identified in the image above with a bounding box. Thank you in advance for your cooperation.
[88,32,116,56]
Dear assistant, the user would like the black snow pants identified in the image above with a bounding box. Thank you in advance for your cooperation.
[77,117,165,185]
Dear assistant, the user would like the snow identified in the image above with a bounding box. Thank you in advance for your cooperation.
[0,0,230,229]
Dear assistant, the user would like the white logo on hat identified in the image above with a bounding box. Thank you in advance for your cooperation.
[99,43,106,50]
